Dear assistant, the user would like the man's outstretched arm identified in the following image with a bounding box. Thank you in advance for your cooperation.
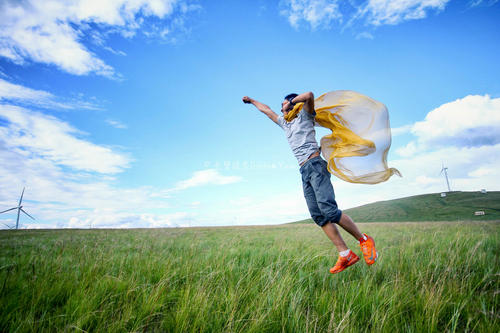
[290,91,315,115]
[242,96,279,124]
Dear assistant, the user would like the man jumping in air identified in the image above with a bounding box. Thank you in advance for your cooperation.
[242,92,378,274]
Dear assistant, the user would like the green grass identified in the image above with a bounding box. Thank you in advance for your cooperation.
[341,191,500,223]
[0,222,499,332]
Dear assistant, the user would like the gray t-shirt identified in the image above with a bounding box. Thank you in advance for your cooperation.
[276,109,320,165]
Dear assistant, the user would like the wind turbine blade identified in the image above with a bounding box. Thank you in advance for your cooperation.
[0,207,18,214]
[20,208,35,220]
[19,187,25,206]
[2,223,14,229]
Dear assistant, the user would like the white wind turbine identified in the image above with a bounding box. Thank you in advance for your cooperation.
[440,164,451,192]
[0,187,35,229]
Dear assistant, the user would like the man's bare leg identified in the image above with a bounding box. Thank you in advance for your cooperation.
[321,213,364,251]
[321,222,348,252]
[337,213,363,240]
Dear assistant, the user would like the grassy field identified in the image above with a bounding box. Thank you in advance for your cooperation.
[0,221,499,332]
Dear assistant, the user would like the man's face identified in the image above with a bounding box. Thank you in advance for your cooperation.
[281,99,293,114]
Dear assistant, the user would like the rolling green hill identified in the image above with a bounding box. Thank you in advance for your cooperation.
[293,191,500,223]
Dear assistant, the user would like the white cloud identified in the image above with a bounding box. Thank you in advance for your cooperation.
[396,141,417,157]
[0,78,53,102]
[61,211,193,229]
[395,94,500,157]
[0,104,131,174]
[468,0,499,7]
[106,119,128,129]
[413,175,441,186]
[391,124,412,136]
[356,31,374,39]
[411,94,500,148]
[280,0,342,29]
[0,0,198,77]
[360,0,449,26]
[173,169,242,191]
[468,166,496,178]
[280,0,450,30]
[0,78,101,110]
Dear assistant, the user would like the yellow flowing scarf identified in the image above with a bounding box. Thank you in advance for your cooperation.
[285,90,401,184]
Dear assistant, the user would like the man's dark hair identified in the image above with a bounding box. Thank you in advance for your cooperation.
[284,93,298,104]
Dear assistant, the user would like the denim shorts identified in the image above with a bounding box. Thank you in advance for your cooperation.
[299,156,342,226]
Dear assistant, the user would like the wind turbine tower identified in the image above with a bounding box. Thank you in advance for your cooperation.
[440,165,451,192]
[0,187,35,229]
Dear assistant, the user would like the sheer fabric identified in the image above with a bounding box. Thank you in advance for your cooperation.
[285,90,401,184]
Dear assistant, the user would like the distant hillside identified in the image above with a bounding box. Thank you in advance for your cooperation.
[291,191,500,223]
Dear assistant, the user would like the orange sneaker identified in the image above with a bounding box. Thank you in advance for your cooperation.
[329,250,360,274]
[359,233,378,265]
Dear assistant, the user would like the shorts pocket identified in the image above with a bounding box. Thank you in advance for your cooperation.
[312,159,326,174]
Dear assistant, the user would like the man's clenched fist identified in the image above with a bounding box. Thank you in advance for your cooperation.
[242,96,252,104]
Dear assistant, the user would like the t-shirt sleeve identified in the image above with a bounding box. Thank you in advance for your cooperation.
[302,108,316,120]
[276,114,285,129]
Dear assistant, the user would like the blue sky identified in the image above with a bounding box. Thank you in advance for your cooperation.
[1,0,500,228]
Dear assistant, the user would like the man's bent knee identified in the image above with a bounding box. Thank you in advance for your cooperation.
[325,209,342,224]
[312,213,341,227]
[311,214,328,227]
